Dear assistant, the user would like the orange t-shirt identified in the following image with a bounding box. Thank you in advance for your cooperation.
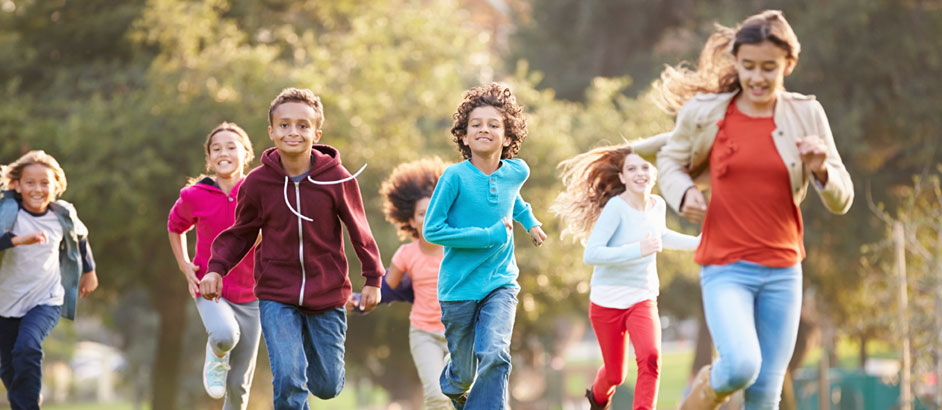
[694,102,804,268]
[391,241,446,333]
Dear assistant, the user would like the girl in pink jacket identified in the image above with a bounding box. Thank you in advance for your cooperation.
[167,122,261,409]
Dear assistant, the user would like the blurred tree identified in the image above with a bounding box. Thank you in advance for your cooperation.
[507,0,696,101]
[862,170,942,407]
[2,0,941,408]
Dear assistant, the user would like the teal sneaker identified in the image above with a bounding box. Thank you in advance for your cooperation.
[202,341,230,399]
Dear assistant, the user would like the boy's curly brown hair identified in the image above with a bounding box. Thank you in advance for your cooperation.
[450,83,527,160]
[380,157,448,241]
[268,87,325,128]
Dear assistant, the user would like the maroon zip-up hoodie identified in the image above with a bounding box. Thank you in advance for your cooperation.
[207,145,383,313]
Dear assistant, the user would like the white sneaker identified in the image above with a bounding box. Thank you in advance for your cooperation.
[203,341,230,399]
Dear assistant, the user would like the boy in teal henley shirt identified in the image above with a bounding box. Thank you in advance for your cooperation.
[422,84,546,409]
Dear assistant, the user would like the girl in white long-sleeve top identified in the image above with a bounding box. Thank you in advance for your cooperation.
[553,145,698,410]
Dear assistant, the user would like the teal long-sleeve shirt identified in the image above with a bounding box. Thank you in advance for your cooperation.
[423,159,541,301]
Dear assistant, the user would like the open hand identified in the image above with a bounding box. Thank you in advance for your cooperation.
[179,262,200,298]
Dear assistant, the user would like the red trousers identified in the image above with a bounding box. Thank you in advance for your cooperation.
[589,300,661,409]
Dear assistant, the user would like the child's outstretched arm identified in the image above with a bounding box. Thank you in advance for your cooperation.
[661,229,700,251]
[337,177,384,312]
[655,105,707,222]
[583,202,659,265]
[513,194,546,247]
[0,231,48,249]
[423,177,511,248]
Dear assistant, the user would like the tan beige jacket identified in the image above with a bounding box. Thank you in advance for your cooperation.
[632,91,853,215]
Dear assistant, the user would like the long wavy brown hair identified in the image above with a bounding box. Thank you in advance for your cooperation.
[653,10,801,114]
[551,144,635,243]
[450,83,527,160]
[380,157,449,240]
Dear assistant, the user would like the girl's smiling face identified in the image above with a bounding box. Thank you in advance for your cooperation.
[207,130,248,178]
[619,153,657,196]
[734,40,795,112]
[13,163,58,213]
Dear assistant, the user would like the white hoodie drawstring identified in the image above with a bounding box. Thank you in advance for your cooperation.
[307,163,367,185]
[283,177,314,222]
[282,163,368,222]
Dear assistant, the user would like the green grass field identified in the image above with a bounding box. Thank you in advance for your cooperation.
[565,349,695,409]
[42,403,144,410]
[6,337,899,409]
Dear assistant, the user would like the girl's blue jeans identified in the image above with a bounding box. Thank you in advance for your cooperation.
[700,260,802,410]
[439,285,518,410]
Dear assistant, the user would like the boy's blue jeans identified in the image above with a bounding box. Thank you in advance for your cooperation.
[700,261,802,410]
[0,304,61,410]
[439,285,518,410]
[259,300,346,410]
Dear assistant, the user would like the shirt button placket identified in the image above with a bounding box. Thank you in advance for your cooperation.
[489,177,498,203]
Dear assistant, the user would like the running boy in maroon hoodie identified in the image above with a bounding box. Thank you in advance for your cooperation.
[201,88,384,409]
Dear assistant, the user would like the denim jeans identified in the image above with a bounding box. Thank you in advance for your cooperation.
[700,261,802,410]
[439,285,518,410]
[259,300,346,410]
[0,304,62,410]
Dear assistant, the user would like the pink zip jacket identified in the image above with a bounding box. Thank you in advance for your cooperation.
[168,177,256,303]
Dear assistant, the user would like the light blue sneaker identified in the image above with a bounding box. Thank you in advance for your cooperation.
[203,341,230,399]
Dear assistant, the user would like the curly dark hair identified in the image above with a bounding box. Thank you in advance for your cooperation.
[380,157,449,240]
[450,83,527,160]
[269,87,325,128]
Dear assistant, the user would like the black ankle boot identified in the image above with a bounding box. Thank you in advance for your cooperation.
[585,388,611,410]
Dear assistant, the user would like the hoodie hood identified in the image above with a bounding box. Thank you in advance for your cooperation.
[260,144,367,222]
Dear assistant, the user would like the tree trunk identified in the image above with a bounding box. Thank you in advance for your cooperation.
[691,313,713,379]
[150,279,189,410]
[859,334,868,369]
[780,369,797,410]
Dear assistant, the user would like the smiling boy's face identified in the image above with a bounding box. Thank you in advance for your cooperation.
[462,105,509,157]
[268,101,323,158]
[13,163,57,214]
